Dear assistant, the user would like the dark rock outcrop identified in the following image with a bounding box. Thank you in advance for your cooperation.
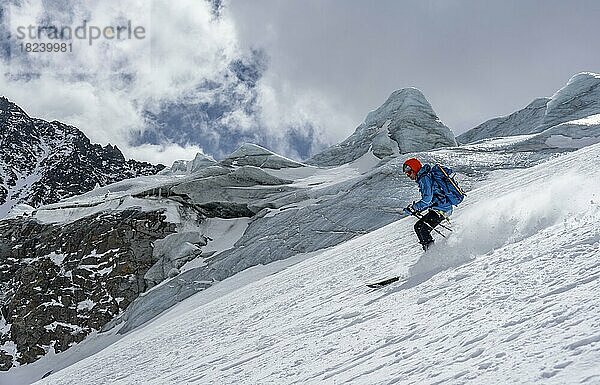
[0,209,177,370]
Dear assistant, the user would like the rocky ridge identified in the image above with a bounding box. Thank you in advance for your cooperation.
[0,97,164,218]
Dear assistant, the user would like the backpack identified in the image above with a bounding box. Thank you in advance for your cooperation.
[429,164,466,206]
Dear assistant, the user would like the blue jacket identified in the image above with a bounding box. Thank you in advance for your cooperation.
[412,164,453,215]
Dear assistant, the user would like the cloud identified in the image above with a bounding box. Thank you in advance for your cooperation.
[123,142,205,166]
[0,0,348,163]
[4,0,598,165]
[0,0,248,163]
[255,71,357,146]
[227,0,600,135]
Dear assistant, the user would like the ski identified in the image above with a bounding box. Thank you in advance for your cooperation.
[366,276,401,289]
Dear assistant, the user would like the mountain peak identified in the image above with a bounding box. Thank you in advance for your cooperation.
[0,99,164,217]
[221,143,304,169]
[0,96,30,118]
[387,87,429,104]
[549,72,600,105]
[169,152,218,174]
[457,72,600,147]
[457,97,551,144]
[309,88,456,166]
[542,72,600,128]
[228,143,276,158]
[565,71,600,85]
[103,143,126,161]
[365,87,434,127]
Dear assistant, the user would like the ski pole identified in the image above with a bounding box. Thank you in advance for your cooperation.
[409,210,447,238]
[411,211,453,232]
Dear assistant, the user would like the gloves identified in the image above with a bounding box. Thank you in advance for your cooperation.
[403,204,414,215]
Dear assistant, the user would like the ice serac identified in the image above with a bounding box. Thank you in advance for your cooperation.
[457,97,550,144]
[541,72,600,130]
[458,72,600,150]
[220,143,304,169]
[308,88,457,166]
[517,72,600,150]
[169,152,218,174]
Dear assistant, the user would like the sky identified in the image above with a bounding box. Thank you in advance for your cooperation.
[1,0,599,164]
[228,0,600,131]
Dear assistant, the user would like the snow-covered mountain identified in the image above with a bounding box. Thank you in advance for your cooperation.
[517,72,600,150]
[0,145,417,372]
[220,143,305,169]
[458,72,600,150]
[0,129,573,382]
[541,72,600,130]
[169,152,219,174]
[0,97,164,218]
[1,72,600,384]
[457,97,550,144]
[309,88,457,166]
[9,139,600,385]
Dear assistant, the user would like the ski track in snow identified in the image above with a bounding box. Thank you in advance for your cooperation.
[17,144,600,385]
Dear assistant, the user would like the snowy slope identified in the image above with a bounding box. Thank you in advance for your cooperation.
[29,143,600,385]
[0,145,414,372]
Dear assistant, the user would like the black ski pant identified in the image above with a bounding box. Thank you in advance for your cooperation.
[414,210,444,250]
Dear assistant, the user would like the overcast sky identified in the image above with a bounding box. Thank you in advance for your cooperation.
[229,0,600,134]
[1,0,599,164]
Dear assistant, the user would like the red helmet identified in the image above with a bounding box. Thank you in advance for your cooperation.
[403,158,422,173]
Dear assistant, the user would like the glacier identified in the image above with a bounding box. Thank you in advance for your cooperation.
[16,140,600,385]
[2,72,600,384]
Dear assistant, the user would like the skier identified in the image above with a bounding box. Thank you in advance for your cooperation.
[402,158,455,251]
[366,158,463,288]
